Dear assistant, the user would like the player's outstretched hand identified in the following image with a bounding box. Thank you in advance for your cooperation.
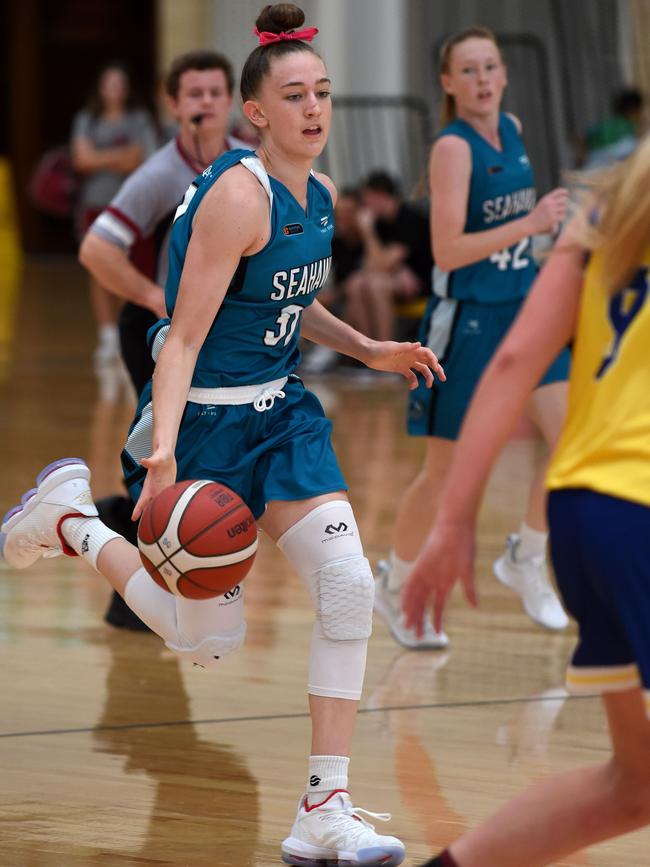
[364,340,446,389]
[402,520,477,634]
[132,449,177,521]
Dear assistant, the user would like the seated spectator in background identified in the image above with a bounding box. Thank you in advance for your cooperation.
[344,170,432,343]
[71,61,157,372]
[300,188,364,373]
[331,187,365,296]
[579,86,646,169]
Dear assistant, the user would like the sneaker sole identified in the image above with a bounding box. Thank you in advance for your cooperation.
[493,558,569,632]
[282,838,405,866]
[1,459,90,534]
[373,587,449,651]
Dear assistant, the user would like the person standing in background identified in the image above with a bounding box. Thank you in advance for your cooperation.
[79,50,248,630]
[71,61,157,373]
[405,132,650,867]
[375,27,570,649]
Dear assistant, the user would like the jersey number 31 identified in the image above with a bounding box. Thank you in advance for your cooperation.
[264,304,303,347]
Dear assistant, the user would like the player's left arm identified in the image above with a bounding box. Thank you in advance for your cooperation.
[403,221,585,631]
[301,300,444,388]
[303,173,444,386]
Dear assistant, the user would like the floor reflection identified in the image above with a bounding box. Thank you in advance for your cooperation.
[93,634,260,865]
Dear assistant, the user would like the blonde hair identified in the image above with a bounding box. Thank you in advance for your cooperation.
[576,133,650,295]
[438,26,501,129]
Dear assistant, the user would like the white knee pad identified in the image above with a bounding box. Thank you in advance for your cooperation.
[124,568,246,669]
[165,622,246,669]
[277,500,374,641]
[278,501,373,700]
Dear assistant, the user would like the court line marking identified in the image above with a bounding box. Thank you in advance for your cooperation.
[0,693,596,740]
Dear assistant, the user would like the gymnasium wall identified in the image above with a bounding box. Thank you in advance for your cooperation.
[3,0,646,253]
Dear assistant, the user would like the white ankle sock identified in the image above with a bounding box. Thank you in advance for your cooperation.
[306,755,349,804]
[387,551,415,592]
[98,324,119,349]
[61,516,121,571]
[516,522,547,560]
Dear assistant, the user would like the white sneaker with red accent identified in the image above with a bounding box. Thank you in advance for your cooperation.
[281,790,405,866]
[0,459,96,569]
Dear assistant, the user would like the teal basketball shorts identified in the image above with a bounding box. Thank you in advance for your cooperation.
[121,375,348,519]
[407,295,571,440]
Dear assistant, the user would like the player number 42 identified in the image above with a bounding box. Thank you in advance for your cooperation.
[490,236,531,271]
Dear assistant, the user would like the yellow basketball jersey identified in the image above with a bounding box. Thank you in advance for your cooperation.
[547,251,650,506]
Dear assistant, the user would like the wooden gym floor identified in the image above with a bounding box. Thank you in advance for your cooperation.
[1,260,648,867]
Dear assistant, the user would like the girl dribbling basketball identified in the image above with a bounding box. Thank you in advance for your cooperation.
[1,5,444,865]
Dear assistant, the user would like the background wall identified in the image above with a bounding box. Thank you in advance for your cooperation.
[3,0,649,252]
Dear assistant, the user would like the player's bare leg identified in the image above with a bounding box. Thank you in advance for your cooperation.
[494,381,569,630]
[260,494,405,866]
[375,437,452,649]
[423,689,650,867]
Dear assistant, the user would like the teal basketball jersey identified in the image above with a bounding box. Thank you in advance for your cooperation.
[164,148,334,387]
[434,113,537,303]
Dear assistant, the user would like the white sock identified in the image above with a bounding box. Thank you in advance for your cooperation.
[387,550,415,592]
[306,755,350,805]
[98,323,119,347]
[60,516,121,571]
[516,522,547,560]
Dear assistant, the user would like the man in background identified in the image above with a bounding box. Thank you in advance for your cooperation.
[79,50,250,629]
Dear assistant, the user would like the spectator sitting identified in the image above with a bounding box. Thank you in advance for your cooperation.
[300,188,364,374]
[344,170,432,343]
[580,86,646,169]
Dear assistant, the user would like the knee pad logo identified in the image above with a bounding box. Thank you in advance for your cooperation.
[322,522,354,543]
[219,585,241,604]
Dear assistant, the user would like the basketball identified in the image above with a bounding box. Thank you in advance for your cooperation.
[137,480,258,599]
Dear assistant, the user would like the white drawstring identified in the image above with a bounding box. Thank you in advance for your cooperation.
[253,386,286,412]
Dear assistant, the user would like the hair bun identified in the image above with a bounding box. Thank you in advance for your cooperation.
[255,3,305,35]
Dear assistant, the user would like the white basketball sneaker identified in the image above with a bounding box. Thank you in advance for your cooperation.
[0,459,96,569]
[493,534,569,631]
[373,560,449,650]
[282,790,405,866]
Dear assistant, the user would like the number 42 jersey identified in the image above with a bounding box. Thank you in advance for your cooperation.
[434,113,537,304]
[164,148,334,387]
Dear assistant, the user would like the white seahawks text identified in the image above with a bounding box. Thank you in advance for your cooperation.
[483,187,536,224]
[270,256,332,301]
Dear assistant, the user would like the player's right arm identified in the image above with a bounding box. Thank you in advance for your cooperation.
[431,135,567,272]
[79,233,166,318]
[132,169,269,520]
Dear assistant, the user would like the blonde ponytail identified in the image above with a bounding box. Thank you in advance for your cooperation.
[577,134,650,295]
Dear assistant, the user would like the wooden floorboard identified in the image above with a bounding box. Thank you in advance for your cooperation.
[0,261,648,866]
